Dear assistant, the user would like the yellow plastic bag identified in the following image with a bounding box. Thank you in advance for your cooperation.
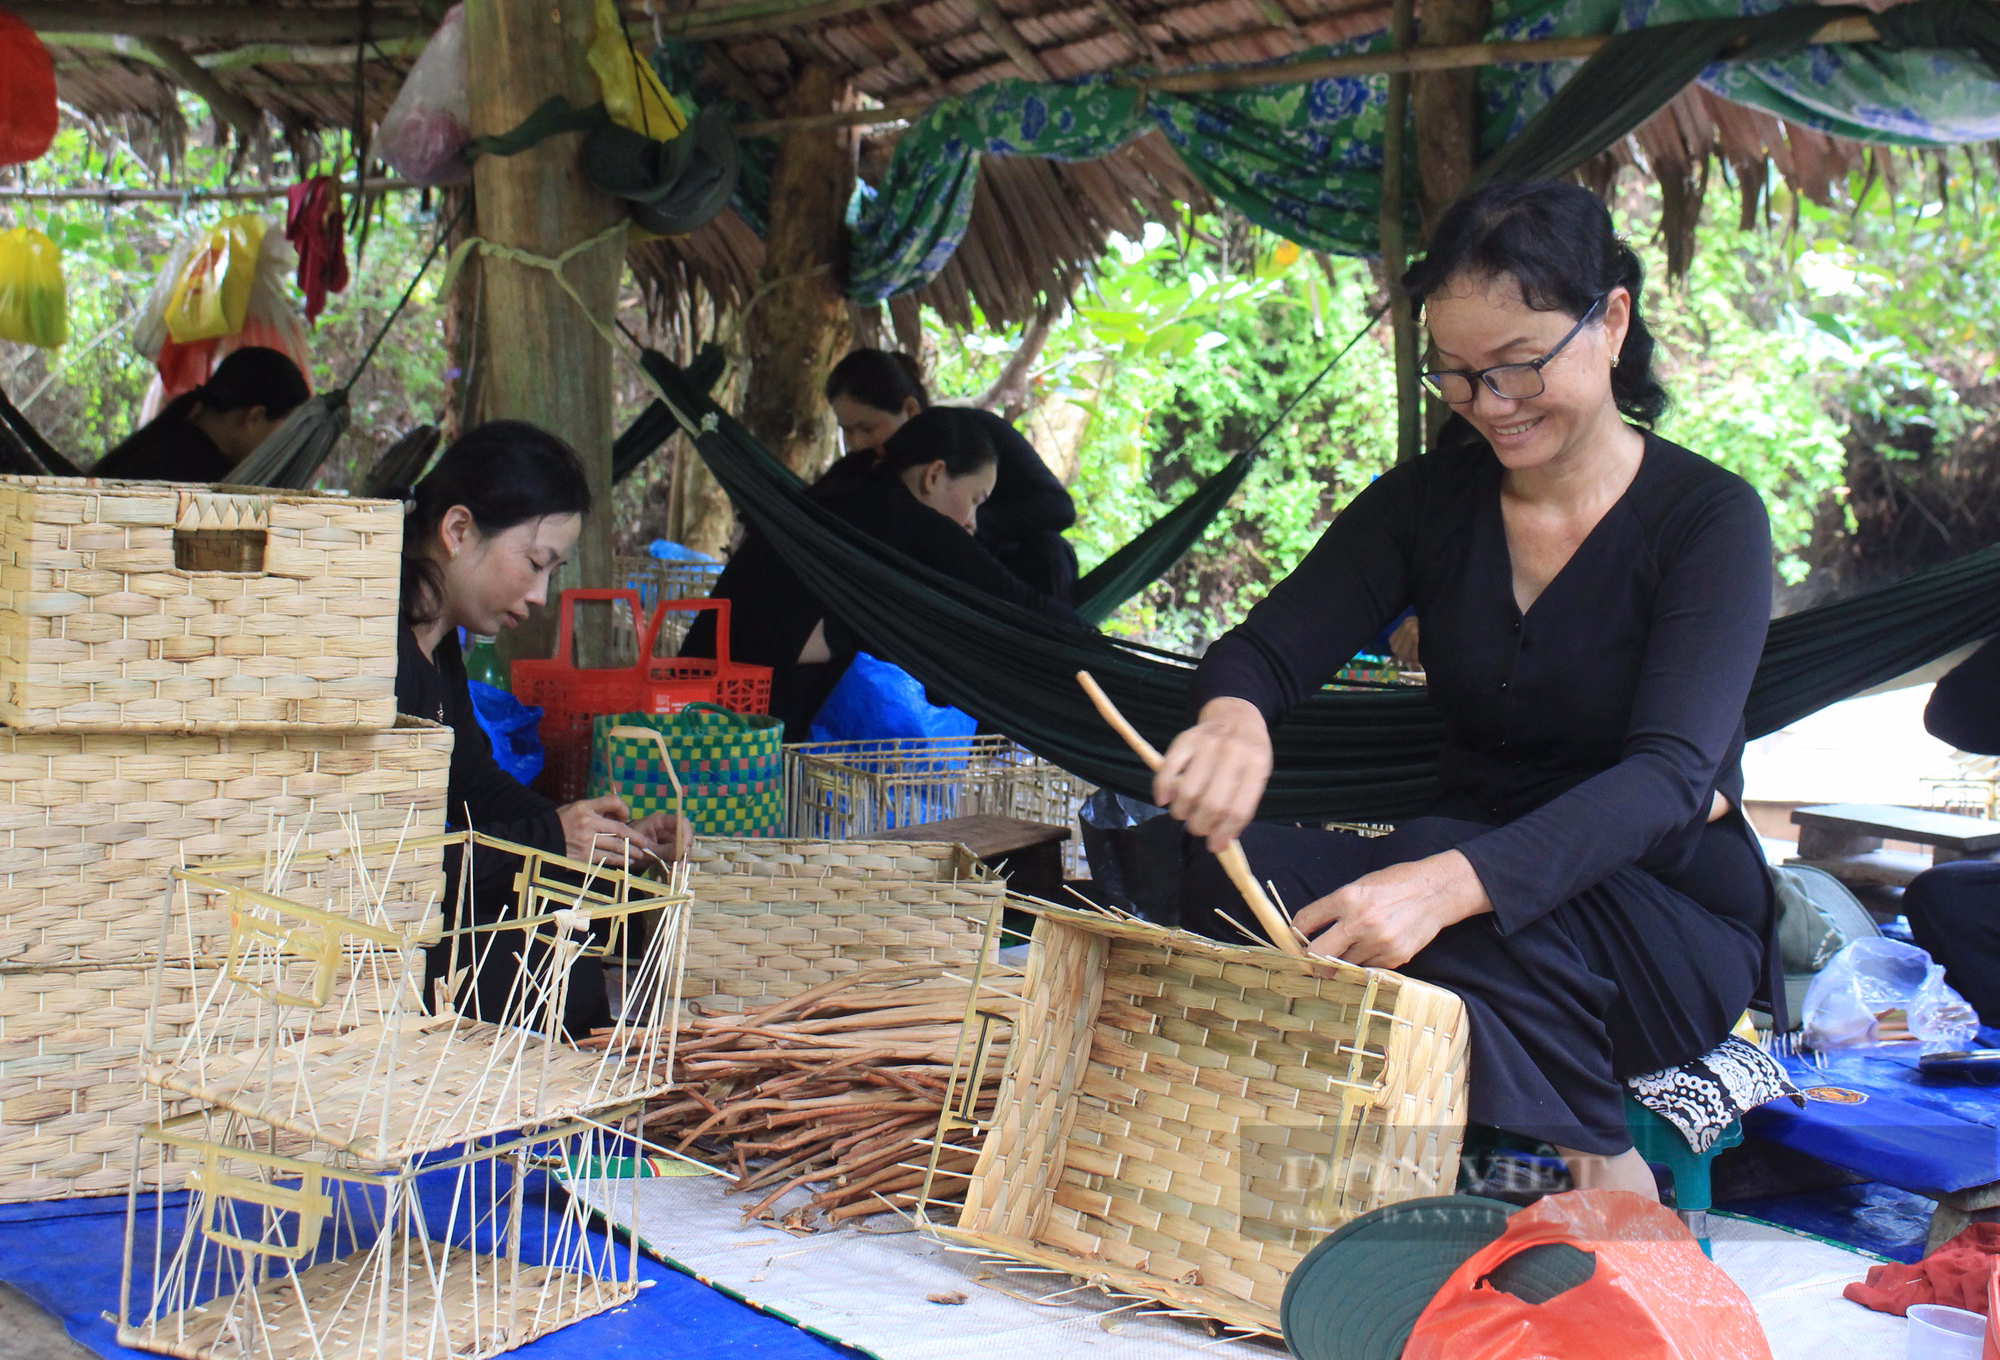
[164,215,268,343]
[588,0,685,140]
[0,226,66,349]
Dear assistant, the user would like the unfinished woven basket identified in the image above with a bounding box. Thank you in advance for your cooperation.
[931,901,1468,1336]
[682,837,1004,1010]
[0,478,402,732]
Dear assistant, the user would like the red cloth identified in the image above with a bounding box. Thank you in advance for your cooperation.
[1844,1222,2000,1317]
[284,176,349,325]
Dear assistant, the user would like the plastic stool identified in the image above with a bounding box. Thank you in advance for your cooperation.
[1624,1093,1741,1257]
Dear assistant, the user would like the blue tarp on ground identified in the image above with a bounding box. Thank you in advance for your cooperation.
[1748,1038,2000,1200]
[0,1190,857,1360]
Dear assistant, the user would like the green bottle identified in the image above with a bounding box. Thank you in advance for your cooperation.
[466,634,510,691]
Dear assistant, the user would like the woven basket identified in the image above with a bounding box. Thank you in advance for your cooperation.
[785,735,1093,875]
[0,478,403,732]
[0,718,450,1200]
[0,717,452,967]
[682,837,1005,1010]
[930,901,1468,1336]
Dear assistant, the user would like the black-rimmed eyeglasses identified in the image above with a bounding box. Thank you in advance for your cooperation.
[1419,295,1607,405]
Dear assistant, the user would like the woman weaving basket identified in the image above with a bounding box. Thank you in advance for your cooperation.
[398,421,686,1033]
[1159,181,1780,1196]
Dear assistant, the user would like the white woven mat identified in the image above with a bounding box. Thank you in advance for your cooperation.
[564,1175,1908,1360]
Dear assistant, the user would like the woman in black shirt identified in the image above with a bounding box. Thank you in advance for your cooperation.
[1159,182,1778,1196]
[398,421,683,1032]
[820,348,1079,601]
[682,407,1078,739]
[95,346,308,482]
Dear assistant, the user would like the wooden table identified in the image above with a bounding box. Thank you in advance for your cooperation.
[1788,803,2000,889]
[875,814,1071,901]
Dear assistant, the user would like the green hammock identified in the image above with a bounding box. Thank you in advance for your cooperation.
[642,355,2000,820]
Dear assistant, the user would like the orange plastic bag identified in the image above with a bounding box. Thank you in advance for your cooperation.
[1403,1190,1773,1360]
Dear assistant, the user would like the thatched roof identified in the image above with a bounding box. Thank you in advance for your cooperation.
[14,0,1921,329]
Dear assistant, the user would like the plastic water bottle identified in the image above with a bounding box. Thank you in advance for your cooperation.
[466,634,510,692]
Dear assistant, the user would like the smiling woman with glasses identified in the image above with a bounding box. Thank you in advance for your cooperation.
[1152,179,1781,1204]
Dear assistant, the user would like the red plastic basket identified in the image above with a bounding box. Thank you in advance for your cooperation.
[513,589,773,803]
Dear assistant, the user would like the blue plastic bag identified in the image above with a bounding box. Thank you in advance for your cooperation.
[809,653,976,743]
[467,678,546,785]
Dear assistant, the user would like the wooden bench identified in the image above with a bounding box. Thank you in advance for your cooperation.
[875,814,1071,901]
[1788,803,2000,890]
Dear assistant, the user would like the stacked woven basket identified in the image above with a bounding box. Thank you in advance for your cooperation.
[0,477,450,1201]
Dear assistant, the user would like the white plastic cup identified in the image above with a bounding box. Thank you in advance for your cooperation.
[1905,1304,1987,1360]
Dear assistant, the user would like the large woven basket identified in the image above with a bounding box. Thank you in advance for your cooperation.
[0,478,403,732]
[929,901,1468,1336]
[0,717,452,967]
[0,718,451,1200]
[682,837,1005,1010]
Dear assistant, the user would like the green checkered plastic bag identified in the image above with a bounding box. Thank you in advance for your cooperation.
[587,704,784,837]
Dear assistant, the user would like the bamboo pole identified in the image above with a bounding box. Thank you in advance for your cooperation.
[0,178,416,203]
[729,15,1880,138]
[1074,671,1306,957]
[1380,0,1421,468]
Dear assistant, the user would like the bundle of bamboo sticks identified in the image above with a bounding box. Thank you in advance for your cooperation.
[642,964,1021,1228]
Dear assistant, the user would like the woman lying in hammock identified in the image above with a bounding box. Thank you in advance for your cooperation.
[1158,179,1780,1199]
[681,406,1079,740]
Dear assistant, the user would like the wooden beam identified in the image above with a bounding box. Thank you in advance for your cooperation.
[871,8,946,91]
[1411,0,1492,233]
[0,177,414,202]
[46,32,427,68]
[667,0,885,43]
[140,36,265,143]
[1379,0,1420,466]
[741,65,854,477]
[12,4,430,42]
[468,0,627,660]
[727,15,1881,136]
[967,0,1053,81]
[1091,0,1164,65]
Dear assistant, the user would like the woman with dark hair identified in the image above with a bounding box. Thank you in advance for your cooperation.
[95,346,310,481]
[821,349,1080,600]
[1158,180,1778,1197]
[399,419,683,1032]
[683,406,1078,739]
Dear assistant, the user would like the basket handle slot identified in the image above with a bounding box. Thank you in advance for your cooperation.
[187,1148,331,1262]
[553,588,649,672]
[647,595,734,669]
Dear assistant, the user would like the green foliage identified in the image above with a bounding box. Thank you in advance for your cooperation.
[1,109,450,485]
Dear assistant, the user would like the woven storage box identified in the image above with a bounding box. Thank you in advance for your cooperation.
[0,716,451,967]
[930,902,1468,1336]
[0,718,451,1201]
[682,837,1004,1010]
[0,477,402,732]
[785,735,1093,875]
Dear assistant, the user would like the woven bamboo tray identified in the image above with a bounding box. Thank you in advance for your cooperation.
[144,832,692,1162]
[0,717,452,967]
[784,735,1093,876]
[0,478,403,732]
[120,1106,646,1360]
[682,837,1004,1011]
[927,901,1468,1336]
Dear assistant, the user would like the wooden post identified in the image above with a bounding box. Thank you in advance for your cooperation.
[741,64,854,477]
[1412,0,1495,234]
[465,0,627,663]
[1379,0,1421,466]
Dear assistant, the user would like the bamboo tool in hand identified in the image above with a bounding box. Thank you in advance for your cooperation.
[607,724,693,864]
[1075,671,1306,957]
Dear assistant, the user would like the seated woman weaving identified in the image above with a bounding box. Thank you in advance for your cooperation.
[398,421,685,1034]
[681,406,1078,740]
[1158,180,1780,1197]
[819,348,1080,601]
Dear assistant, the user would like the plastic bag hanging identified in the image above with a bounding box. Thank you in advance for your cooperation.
[0,228,68,349]
[586,0,686,140]
[377,4,472,186]
[164,216,270,344]
[0,12,56,167]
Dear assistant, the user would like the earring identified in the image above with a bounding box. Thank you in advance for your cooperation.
[1610,355,1621,369]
